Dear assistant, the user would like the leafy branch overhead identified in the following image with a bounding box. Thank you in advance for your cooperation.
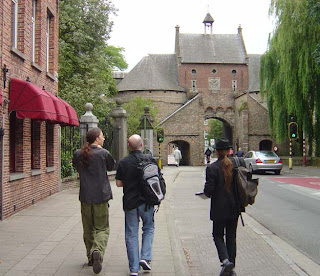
[260,0,320,155]
[58,0,128,122]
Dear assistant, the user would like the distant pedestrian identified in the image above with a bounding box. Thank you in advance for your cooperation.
[205,147,212,164]
[203,138,245,276]
[73,127,115,274]
[116,134,163,276]
[173,147,182,166]
[235,147,244,157]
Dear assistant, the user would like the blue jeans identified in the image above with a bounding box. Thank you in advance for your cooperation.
[125,203,155,273]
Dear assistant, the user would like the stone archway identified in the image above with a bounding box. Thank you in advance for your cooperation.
[259,139,273,151]
[204,116,233,146]
[169,140,190,166]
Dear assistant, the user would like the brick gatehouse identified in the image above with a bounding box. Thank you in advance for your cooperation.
[115,13,274,166]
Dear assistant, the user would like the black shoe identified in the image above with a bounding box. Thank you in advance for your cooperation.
[88,259,93,266]
[139,259,152,270]
[92,250,102,274]
[219,260,234,276]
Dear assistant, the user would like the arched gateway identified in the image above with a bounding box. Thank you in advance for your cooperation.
[115,14,274,166]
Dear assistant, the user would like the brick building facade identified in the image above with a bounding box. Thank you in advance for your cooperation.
[0,0,78,219]
[115,14,275,166]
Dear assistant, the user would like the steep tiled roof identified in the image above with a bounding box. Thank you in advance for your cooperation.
[117,54,185,92]
[179,33,247,64]
[248,54,261,92]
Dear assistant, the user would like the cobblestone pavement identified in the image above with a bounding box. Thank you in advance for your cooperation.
[0,165,319,275]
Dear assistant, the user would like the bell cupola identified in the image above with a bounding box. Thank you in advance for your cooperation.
[203,13,214,34]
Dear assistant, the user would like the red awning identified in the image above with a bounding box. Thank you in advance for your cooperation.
[9,78,79,126]
[44,90,70,125]
[59,98,79,126]
[9,78,57,121]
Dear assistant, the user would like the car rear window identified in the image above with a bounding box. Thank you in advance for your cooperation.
[256,151,277,158]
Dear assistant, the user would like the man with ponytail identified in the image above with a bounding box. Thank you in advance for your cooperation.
[73,127,115,274]
[204,138,245,276]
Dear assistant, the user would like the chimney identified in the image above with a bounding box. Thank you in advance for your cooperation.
[175,25,181,65]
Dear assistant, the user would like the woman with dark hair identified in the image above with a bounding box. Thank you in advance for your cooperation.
[73,127,115,274]
[204,138,244,276]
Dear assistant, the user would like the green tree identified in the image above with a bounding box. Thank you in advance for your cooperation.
[207,119,223,144]
[58,0,128,176]
[308,0,320,68]
[122,97,158,138]
[59,0,127,122]
[260,0,320,155]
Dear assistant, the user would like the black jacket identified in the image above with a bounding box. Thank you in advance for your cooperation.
[115,150,146,211]
[204,157,245,221]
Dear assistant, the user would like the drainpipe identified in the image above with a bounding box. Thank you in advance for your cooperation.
[0,112,4,220]
[0,0,5,221]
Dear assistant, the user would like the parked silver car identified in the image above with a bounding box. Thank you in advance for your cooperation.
[244,151,283,175]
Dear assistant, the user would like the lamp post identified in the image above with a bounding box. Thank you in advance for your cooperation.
[138,106,154,154]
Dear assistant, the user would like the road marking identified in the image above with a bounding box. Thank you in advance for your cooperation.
[272,177,320,190]
[278,184,320,201]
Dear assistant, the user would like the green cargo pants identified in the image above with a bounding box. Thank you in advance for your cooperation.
[81,201,109,262]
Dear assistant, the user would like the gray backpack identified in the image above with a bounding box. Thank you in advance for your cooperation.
[234,157,259,207]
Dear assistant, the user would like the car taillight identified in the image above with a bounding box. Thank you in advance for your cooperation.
[256,158,263,163]
[278,159,282,163]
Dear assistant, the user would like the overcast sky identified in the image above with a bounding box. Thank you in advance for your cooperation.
[109,0,275,71]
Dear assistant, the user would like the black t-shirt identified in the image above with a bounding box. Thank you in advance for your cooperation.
[116,150,146,211]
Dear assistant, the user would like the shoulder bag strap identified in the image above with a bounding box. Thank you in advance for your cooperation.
[234,156,240,168]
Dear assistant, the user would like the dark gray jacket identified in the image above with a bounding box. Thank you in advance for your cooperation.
[73,145,115,203]
[204,157,245,221]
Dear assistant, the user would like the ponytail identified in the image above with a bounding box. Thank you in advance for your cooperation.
[218,149,233,192]
[79,127,102,168]
[79,142,92,167]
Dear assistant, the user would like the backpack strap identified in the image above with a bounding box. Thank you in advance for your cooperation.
[233,157,245,226]
[234,156,240,168]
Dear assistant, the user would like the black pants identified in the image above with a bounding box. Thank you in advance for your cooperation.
[212,217,239,265]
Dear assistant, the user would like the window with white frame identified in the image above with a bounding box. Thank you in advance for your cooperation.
[11,0,18,48]
[232,80,237,91]
[191,80,197,92]
[46,14,50,72]
[31,0,36,62]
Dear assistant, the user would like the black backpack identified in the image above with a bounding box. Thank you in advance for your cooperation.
[137,154,166,206]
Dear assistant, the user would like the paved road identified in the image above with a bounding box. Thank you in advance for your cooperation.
[246,172,320,265]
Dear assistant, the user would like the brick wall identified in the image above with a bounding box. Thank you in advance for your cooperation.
[0,0,60,219]
[116,90,186,122]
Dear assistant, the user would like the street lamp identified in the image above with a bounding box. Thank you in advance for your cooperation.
[138,106,154,154]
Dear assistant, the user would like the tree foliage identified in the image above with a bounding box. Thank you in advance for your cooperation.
[59,0,128,122]
[260,0,320,155]
[122,97,158,138]
[207,119,223,142]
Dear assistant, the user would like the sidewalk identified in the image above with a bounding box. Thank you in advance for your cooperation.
[0,166,319,276]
